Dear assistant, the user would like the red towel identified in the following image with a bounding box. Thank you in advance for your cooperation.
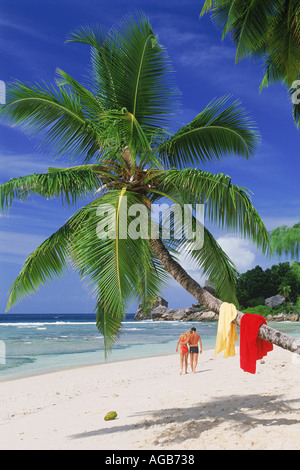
[240,313,273,374]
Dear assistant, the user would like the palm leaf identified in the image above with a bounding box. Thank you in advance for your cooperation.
[67,13,179,136]
[201,0,274,57]
[269,222,300,259]
[158,97,259,168]
[179,226,239,305]
[5,200,96,311]
[0,81,101,162]
[230,0,275,63]
[153,167,269,253]
[0,165,105,211]
[201,0,300,88]
[70,189,169,354]
[114,13,179,132]
[66,23,120,110]
[6,222,73,311]
[146,194,239,304]
[265,0,300,87]
[55,68,105,115]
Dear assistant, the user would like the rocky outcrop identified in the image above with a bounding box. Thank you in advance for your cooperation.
[266,313,299,322]
[134,298,219,322]
[157,304,219,322]
[265,294,286,308]
[134,297,169,321]
[134,295,299,322]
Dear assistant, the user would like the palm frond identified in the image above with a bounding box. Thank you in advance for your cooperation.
[0,165,107,211]
[5,199,98,311]
[265,0,300,87]
[114,13,179,132]
[67,13,179,136]
[181,226,239,304]
[154,167,269,253]
[55,68,105,115]
[70,189,169,354]
[146,193,239,304]
[6,223,72,311]
[0,80,101,162]
[201,0,300,87]
[269,222,300,260]
[201,0,274,56]
[100,109,151,155]
[66,22,121,112]
[230,0,276,63]
[158,97,259,168]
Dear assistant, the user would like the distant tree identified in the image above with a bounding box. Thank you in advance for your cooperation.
[269,222,300,260]
[280,262,300,303]
[279,284,292,302]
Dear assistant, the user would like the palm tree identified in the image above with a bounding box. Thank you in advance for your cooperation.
[0,13,299,355]
[270,222,300,260]
[279,284,292,302]
[201,0,300,126]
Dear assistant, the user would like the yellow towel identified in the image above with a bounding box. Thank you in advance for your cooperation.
[215,302,238,358]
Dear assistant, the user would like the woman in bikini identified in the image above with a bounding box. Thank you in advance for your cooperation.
[176,330,192,375]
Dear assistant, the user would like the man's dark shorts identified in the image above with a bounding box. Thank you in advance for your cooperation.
[190,346,199,354]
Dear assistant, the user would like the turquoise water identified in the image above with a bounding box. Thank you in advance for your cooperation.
[0,313,299,381]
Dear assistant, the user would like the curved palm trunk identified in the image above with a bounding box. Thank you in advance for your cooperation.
[150,238,300,355]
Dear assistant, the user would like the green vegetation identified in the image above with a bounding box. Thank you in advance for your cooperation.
[201,0,300,127]
[236,261,300,314]
[269,222,300,260]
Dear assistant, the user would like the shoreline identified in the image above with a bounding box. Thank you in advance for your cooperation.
[0,346,299,450]
[0,350,177,384]
[1,319,299,383]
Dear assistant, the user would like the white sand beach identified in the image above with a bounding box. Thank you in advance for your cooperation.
[0,346,299,450]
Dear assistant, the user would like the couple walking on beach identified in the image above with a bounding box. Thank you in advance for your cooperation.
[176,327,202,375]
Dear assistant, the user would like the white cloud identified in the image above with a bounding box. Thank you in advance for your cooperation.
[217,236,256,272]
[174,235,257,278]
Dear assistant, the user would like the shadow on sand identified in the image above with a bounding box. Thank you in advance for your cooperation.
[69,393,300,446]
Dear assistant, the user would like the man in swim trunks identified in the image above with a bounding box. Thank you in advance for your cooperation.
[188,327,202,373]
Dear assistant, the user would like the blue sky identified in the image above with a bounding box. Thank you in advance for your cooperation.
[0,0,299,314]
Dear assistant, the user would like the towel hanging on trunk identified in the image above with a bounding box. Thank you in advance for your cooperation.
[240,313,273,374]
[215,303,238,358]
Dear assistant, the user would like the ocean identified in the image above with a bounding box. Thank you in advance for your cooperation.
[0,313,299,381]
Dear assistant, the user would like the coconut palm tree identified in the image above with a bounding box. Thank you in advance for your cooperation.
[270,222,300,260]
[279,284,292,302]
[0,13,299,355]
[201,0,300,126]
